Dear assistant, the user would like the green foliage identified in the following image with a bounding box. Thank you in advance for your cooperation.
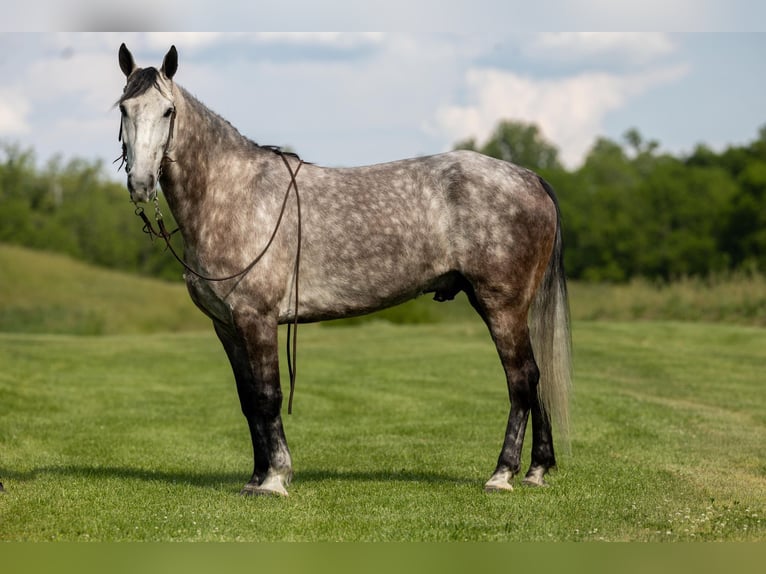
[0,143,182,281]
[456,120,562,171]
[0,321,763,541]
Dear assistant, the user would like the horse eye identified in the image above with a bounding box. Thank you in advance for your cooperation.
[164,107,175,118]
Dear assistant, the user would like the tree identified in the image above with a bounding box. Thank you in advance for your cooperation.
[623,127,659,158]
[456,120,562,171]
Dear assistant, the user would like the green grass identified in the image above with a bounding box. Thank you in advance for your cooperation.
[569,274,766,326]
[1,244,764,540]
[1,320,763,541]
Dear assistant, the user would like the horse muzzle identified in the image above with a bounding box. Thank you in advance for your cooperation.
[127,172,157,203]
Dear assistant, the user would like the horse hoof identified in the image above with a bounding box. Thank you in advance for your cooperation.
[240,486,288,497]
[484,482,513,493]
[240,474,290,497]
[240,484,289,497]
[522,466,548,487]
[484,471,514,493]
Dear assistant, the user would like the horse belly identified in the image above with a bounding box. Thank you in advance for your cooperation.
[284,241,450,323]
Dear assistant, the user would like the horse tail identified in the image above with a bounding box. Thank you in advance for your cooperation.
[530,176,573,447]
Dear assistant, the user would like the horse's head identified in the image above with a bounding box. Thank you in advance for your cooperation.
[117,43,178,203]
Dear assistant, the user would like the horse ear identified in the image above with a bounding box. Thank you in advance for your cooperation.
[119,43,137,78]
[162,45,178,80]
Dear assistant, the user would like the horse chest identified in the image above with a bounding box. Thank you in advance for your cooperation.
[184,273,233,325]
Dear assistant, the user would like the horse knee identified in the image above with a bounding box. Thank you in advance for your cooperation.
[239,384,283,419]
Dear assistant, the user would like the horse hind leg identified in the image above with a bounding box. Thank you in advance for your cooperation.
[468,289,553,492]
[521,378,556,487]
[485,316,538,492]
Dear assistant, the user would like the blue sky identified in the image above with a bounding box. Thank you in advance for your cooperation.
[0,31,764,175]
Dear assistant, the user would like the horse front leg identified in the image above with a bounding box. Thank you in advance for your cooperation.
[214,309,293,496]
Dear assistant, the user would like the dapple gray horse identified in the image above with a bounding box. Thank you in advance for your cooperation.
[116,44,572,496]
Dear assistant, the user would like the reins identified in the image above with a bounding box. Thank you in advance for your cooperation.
[133,152,304,415]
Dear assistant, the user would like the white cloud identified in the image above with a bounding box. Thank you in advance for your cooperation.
[25,50,124,110]
[435,64,689,168]
[528,33,676,66]
[252,32,385,47]
[553,0,730,30]
[0,90,31,134]
[145,33,227,51]
[170,34,471,167]
[141,32,385,54]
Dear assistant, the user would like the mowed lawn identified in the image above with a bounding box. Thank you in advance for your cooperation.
[0,320,764,541]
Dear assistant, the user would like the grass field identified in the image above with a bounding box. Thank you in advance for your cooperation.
[1,244,764,541]
[1,319,764,541]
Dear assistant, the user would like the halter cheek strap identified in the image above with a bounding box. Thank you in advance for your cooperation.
[164,108,176,158]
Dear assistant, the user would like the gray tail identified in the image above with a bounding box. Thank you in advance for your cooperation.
[530,177,573,446]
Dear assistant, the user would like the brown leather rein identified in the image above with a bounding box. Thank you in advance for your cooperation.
[132,152,304,415]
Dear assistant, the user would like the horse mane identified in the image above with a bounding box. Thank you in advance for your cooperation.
[118,67,303,162]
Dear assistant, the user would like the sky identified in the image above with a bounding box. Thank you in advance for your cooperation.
[0,30,764,177]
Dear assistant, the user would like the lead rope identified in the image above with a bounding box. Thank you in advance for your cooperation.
[134,154,303,414]
[280,153,302,415]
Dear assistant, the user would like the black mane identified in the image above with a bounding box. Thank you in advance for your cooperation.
[118,68,303,162]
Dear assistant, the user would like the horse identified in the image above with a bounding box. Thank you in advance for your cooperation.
[116,43,572,496]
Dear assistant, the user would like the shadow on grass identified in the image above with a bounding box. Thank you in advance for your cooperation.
[0,465,243,491]
[0,465,477,492]
[297,468,476,486]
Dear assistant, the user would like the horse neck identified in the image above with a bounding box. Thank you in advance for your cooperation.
[159,85,251,232]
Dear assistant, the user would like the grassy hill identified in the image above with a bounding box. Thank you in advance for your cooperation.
[0,243,473,335]
[0,243,209,335]
[2,243,765,336]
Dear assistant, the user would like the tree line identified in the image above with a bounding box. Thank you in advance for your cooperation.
[0,144,182,281]
[458,122,766,281]
[1,121,765,283]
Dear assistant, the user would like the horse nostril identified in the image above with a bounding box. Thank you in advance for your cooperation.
[127,174,135,193]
